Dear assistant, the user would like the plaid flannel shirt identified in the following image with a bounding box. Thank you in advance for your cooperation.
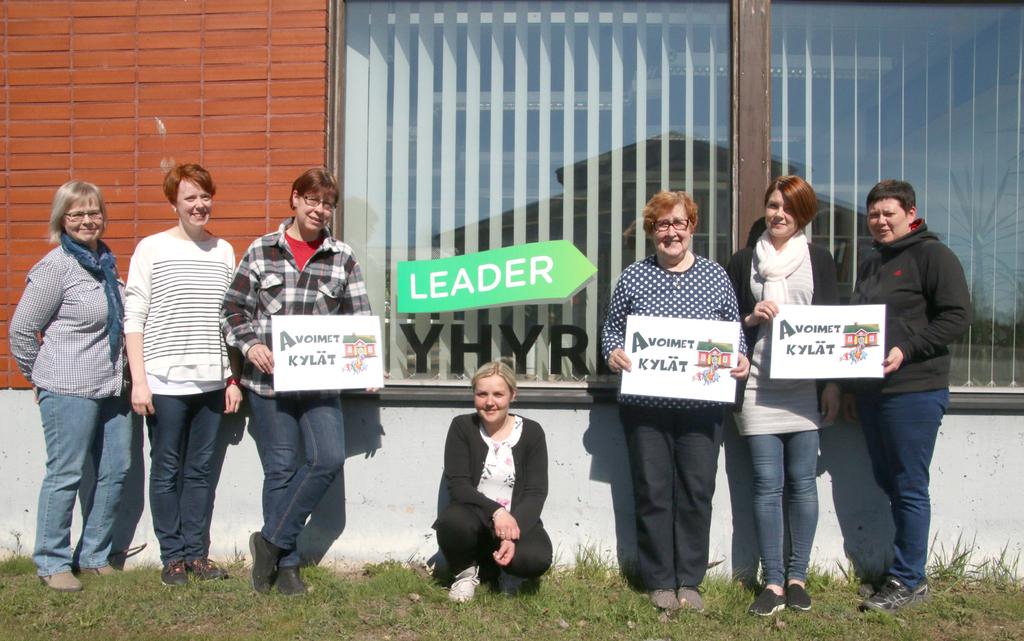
[221,219,371,396]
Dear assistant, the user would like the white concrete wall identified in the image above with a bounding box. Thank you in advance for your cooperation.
[1,389,1021,578]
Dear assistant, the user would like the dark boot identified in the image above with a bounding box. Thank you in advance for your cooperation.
[249,532,281,594]
[275,566,307,596]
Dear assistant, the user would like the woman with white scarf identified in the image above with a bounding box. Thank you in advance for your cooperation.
[726,176,840,616]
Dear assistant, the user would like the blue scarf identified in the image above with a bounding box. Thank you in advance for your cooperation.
[60,233,124,363]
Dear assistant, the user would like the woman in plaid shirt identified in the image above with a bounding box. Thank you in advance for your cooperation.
[221,168,371,595]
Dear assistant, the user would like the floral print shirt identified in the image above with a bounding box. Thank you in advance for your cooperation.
[475,415,524,511]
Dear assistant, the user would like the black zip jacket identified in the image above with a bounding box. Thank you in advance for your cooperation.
[435,413,548,533]
[851,221,971,394]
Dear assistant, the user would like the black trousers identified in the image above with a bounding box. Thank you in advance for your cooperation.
[435,503,552,578]
[620,404,722,591]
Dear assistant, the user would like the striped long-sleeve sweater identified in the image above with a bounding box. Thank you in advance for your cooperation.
[124,231,236,384]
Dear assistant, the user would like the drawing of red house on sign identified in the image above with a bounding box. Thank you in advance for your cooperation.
[842,324,880,348]
[343,335,378,358]
[696,341,733,367]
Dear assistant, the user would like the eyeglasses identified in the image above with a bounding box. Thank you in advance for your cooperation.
[654,218,691,232]
[65,210,104,222]
[302,195,336,212]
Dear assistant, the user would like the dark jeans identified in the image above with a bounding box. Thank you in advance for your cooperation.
[747,429,819,586]
[147,390,224,563]
[435,503,552,579]
[857,388,948,590]
[620,404,723,591]
[247,392,346,568]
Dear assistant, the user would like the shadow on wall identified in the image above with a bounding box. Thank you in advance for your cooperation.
[818,420,894,578]
[81,396,383,569]
[723,413,894,583]
[297,397,384,565]
[582,406,637,573]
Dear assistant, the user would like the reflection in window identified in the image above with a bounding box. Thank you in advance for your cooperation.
[344,2,730,382]
[772,2,1024,388]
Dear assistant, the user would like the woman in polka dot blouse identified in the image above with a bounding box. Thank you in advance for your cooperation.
[601,190,749,613]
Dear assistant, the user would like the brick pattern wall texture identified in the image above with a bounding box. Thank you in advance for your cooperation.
[1,0,330,388]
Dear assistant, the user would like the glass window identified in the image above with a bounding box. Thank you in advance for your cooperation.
[772,2,1024,389]
[343,1,731,383]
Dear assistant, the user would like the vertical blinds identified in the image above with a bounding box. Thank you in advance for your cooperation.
[772,3,1024,388]
[344,1,730,382]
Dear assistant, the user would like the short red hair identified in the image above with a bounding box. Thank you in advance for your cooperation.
[163,163,216,203]
[764,175,817,229]
[641,190,698,235]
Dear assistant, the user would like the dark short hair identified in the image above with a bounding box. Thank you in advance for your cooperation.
[866,179,916,211]
[163,163,216,203]
[290,168,339,209]
[764,175,818,229]
[641,190,699,235]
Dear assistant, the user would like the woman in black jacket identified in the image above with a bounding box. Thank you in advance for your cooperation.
[726,175,839,616]
[849,180,971,613]
[434,361,551,602]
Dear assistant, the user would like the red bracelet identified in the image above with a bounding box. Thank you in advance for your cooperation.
[227,377,239,386]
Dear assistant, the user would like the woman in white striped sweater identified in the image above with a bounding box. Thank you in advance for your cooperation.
[124,163,241,586]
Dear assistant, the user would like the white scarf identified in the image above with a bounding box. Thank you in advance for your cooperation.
[753,229,809,304]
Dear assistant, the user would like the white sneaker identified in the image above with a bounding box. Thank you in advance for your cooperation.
[448,565,480,603]
[498,570,526,596]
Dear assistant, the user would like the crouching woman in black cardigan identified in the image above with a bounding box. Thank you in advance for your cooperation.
[434,361,552,603]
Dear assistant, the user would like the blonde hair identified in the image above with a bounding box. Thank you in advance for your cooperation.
[470,360,518,396]
[49,180,106,243]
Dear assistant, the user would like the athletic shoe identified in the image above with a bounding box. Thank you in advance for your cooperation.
[748,588,785,616]
[449,565,480,603]
[187,557,228,580]
[860,577,930,613]
[786,583,812,611]
[677,586,705,612]
[160,559,188,586]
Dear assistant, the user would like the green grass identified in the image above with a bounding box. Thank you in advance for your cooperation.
[0,554,1021,641]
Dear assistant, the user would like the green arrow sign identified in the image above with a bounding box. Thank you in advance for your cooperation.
[397,240,597,313]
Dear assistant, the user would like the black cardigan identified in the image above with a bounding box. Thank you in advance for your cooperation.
[437,413,548,533]
[726,242,840,408]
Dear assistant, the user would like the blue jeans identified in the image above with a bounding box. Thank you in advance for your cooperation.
[34,390,132,576]
[857,388,948,589]
[747,430,820,587]
[247,393,346,568]
[147,390,224,563]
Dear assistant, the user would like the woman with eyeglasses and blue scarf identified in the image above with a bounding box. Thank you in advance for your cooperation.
[10,180,132,592]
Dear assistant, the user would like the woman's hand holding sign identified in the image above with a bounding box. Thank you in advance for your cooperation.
[247,343,274,374]
[744,300,780,327]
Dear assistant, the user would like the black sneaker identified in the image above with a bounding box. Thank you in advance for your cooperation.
[786,583,812,611]
[860,577,930,613]
[748,588,786,616]
[161,559,188,586]
[187,557,228,580]
[275,566,307,596]
[249,532,281,594]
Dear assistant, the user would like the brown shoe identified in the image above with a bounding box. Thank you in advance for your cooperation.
[161,559,188,586]
[187,558,228,580]
[41,571,83,592]
[79,565,116,576]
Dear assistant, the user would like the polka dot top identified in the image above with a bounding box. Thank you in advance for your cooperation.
[601,253,746,409]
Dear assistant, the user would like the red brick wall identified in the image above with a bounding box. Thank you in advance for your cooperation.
[1,0,330,388]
